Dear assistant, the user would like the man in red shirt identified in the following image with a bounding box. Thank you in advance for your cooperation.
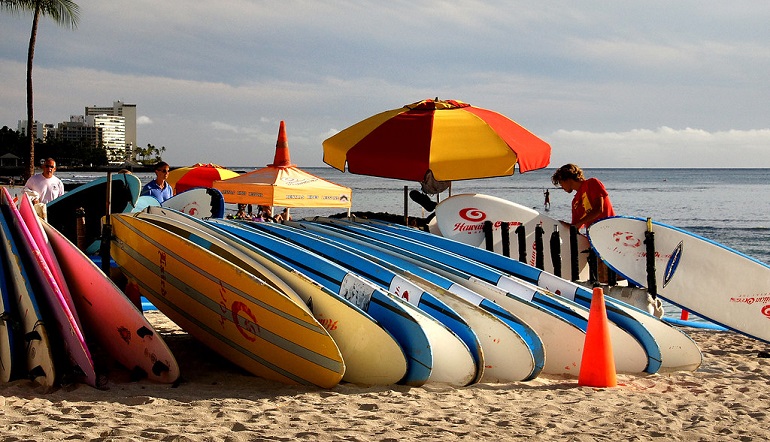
[551,163,615,229]
[551,163,617,284]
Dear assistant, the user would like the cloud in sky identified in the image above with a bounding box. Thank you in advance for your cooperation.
[1,1,769,168]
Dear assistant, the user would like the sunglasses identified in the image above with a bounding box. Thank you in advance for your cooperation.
[44,165,55,169]
[156,169,170,173]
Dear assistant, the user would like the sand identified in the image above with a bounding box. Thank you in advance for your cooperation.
[1,311,768,441]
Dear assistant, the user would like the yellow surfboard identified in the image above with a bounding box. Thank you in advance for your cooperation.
[110,213,344,388]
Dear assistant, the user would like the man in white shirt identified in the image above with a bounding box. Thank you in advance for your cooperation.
[24,158,65,204]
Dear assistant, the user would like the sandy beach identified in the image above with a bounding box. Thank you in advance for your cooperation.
[1,310,768,441]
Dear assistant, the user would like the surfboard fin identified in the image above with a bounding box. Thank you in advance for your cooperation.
[24,330,42,342]
[28,365,47,379]
[151,360,170,376]
[136,326,154,338]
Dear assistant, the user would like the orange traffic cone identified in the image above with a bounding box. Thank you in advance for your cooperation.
[269,120,294,167]
[578,286,617,387]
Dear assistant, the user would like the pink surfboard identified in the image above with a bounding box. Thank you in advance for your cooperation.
[42,221,180,383]
[19,195,83,328]
[1,188,96,387]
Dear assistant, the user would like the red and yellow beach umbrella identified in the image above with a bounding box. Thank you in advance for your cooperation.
[323,98,551,182]
[167,163,240,194]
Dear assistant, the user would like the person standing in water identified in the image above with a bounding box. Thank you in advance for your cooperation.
[543,189,551,211]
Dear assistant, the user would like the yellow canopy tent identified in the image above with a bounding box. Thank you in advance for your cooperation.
[213,121,352,210]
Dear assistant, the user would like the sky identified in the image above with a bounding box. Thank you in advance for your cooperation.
[1,1,769,169]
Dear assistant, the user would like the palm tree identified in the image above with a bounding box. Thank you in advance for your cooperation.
[1,0,79,180]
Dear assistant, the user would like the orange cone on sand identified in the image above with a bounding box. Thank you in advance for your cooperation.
[578,287,617,388]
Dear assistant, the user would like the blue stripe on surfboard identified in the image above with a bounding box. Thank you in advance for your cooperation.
[292,221,550,377]
[662,316,728,330]
[310,220,593,329]
[112,216,342,381]
[283,221,544,380]
[207,219,433,386]
[349,219,664,374]
[248,221,482,380]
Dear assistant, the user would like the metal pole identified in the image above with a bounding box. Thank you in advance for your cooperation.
[99,172,113,275]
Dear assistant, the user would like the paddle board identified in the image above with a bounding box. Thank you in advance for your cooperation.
[110,213,344,388]
[209,219,436,387]
[436,194,589,281]
[1,188,97,387]
[43,221,180,383]
[140,207,407,385]
[589,216,770,344]
[251,221,480,386]
[0,204,56,387]
[290,220,542,382]
[161,187,225,219]
[307,218,651,374]
[47,173,141,254]
[366,219,701,372]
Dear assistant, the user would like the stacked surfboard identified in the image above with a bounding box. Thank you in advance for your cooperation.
[0,188,179,388]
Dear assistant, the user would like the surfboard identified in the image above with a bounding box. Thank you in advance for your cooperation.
[18,193,83,329]
[209,219,437,387]
[109,213,344,388]
[435,193,538,248]
[131,196,161,213]
[306,218,651,374]
[42,221,180,383]
[249,221,480,386]
[139,207,407,385]
[1,188,97,387]
[161,187,225,219]
[47,173,141,254]
[435,194,590,281]
[289,220,542,383]
[298,219,593,376]
[0,204,56,387]
[588,215,770,344]
[364,219,702,372]
[0,210,17,382]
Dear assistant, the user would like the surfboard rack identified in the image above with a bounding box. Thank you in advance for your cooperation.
[549,226,562,277]
[644,217,658,299]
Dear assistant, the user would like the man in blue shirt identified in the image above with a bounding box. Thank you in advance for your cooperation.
[141,161,173,203]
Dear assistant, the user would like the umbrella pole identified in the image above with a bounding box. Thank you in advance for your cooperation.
[403,185,408,225]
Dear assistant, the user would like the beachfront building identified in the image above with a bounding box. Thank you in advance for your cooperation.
[52,116,99,145]
[89,114,127,164]
[16,120,48,141]
[85,101,137,157]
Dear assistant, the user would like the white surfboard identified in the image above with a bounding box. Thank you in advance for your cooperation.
[588,216,770,343]
[435,193,539,248]
[436,194,589,281]
[162,187,225,219]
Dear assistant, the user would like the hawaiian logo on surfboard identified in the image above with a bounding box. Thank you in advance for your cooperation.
[448,207,521,234]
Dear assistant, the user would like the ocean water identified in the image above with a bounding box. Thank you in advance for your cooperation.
[58,167,770,265]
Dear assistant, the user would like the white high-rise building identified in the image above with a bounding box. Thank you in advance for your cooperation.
[87,115,126,164]
[85,101,136,159]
